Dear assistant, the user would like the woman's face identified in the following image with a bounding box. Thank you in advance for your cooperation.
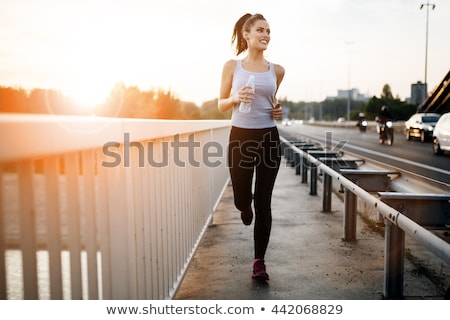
[245,19,271,51]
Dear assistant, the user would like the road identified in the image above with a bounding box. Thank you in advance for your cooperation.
[278,122,450,186]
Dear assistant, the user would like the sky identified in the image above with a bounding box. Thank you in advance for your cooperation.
[0,0,449,109]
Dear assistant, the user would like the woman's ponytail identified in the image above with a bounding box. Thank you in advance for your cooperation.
[231,13,266,56]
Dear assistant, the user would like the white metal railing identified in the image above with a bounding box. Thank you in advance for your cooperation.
[0,114,231,299]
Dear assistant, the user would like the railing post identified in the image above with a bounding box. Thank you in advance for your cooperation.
[286,148,294,167]
[384,220,405,299]
[301,156,308,184]
[310,162,317,195]
[294,152,301,175]
[322,173,332,212]
[17,160,39,300]
[44,157,63,300]
[343,188,357,241]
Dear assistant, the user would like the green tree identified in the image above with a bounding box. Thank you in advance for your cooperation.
[100,84,183,119]
[0,86,28,113]
[101,83,130,117]
[28,89,71,114]
[180,101,201,120]
[364,96,416,121]
[199,99,231,119]
[380,84,394,100]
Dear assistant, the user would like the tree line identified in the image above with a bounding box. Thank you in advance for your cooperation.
[0,83,419,121]
[0,83,230,120]
[280,84,419,122]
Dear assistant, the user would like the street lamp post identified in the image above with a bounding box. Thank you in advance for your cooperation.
[420,1,436,100]
[345,41,354,121]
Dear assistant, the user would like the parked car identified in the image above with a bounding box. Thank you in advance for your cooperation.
[281,118,292,126]
[404,113,441,142]
[432,112,450,155]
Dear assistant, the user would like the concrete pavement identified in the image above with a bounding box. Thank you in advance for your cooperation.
[173,155,446,300]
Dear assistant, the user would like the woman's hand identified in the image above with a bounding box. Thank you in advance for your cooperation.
[272,103,283,120]
[237,85,255,104]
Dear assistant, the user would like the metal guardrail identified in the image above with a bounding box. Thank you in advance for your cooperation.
[280,136,450,299]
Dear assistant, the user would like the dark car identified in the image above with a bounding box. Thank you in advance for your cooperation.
[405,113,441,142]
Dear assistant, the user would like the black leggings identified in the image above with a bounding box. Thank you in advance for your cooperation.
[228,126,281,260]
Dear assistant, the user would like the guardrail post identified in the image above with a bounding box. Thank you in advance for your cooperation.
[310,162,317,195]
[301,156,308,184]
[323,173,332,212]
[294,152,301,175]
[280,140,289,158]
[384,220,405,299]
[285,147,293,166]
[343,188,357,241]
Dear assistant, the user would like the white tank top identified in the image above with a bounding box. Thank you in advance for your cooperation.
[231,60,277,129]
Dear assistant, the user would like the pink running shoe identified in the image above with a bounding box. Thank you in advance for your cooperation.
[251,259,269,281]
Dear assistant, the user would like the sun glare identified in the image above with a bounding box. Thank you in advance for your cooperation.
[67,85,109,110]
